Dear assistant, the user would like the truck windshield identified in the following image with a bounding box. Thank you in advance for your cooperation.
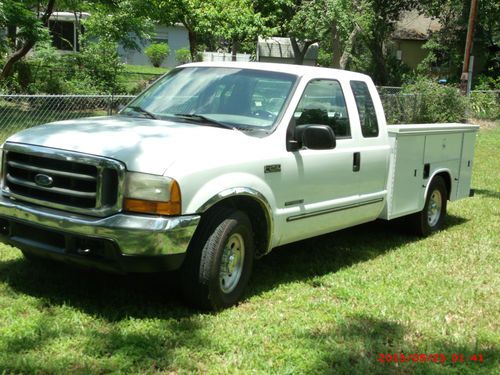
[121,67,297,131]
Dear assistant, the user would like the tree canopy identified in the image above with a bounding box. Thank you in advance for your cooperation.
[0,0,498,87]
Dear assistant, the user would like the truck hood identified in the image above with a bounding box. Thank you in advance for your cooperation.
[6,116,257,175]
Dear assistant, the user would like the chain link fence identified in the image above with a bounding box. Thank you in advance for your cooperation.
[0,89,497,144]
[0,95,135,143]
[378,87,499,124]
[377,86,403,96]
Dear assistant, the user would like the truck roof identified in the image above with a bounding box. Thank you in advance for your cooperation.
[181,62,371,81]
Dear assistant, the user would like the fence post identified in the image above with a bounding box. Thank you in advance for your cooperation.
[107,95,113,116]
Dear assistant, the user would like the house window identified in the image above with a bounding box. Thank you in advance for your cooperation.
[152,38,169,45]
[49,20,80,51]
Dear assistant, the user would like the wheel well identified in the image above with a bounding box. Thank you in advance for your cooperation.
[202,196,270,257]
[434,172,452,200]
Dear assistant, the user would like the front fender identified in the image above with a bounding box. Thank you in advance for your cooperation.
[185,173,277,215]
[183,173,277,251]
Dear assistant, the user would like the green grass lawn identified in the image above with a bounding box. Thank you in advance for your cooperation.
[123,64,169,75]
[0,125,498,374]
[120,65,168,94]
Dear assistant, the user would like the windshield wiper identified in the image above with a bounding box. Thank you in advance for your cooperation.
[174,113,236,130]
[126,105,160,120]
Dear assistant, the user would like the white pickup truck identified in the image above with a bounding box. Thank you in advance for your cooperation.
[0,62,478,309]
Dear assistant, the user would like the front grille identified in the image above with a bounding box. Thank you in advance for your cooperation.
[2,144,125,216]
[7,151,98,208]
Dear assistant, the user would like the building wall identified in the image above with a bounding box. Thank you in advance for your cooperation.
[394,39,428,69]
[118,25,190,68]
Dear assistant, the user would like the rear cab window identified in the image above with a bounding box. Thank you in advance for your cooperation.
[350,80,379,138]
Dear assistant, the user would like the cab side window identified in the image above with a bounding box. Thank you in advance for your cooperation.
[294,79,351,138]
[350,80,379,138]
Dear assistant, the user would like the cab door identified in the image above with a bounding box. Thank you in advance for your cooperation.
[275,79,379,245]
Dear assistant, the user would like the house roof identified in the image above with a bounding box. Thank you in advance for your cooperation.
[393,10,442,41]
[48,11,90,22]
[257,37,319,60]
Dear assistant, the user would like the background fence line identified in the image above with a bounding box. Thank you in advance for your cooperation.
[0,90,497,144]
[0,94,134,143]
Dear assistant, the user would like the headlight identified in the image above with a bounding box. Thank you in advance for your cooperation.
[123,172,181,215]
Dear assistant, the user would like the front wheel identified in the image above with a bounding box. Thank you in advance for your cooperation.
[410,176,448,236]
[180,207,254,310]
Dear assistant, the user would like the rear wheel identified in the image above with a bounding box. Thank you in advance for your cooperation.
[180,207,254,310]
[410,176,448,236]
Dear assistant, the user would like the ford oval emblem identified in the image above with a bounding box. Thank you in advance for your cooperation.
[34,173,54,187]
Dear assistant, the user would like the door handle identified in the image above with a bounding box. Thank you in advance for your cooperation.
[353,152,361,172]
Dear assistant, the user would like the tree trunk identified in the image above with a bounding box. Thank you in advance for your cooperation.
[331,22,342,68]
[231,40,240,61]
[370,38,388,85]
[339,23,362,70]
[187,29,198,61]
[0,0,56,80]
[290,37,317,65]
[7,24,17,48]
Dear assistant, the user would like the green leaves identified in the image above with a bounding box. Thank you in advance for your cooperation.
[145,42,170,67]
[82,0,154,50]
[1,0,50,45]
[146,0,269,57]
[175,48,191,65]
[197,0,265,44]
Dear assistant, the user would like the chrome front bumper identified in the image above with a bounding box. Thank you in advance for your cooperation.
[0,195,200,269]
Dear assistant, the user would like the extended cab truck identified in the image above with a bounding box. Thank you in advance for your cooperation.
[0,63,478,309]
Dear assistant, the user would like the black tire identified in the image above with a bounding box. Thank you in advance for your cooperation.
[180,207,254,310]
[410,176,448,236]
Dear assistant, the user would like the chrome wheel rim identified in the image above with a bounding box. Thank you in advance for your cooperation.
[219,233,245,294]
[427,189,442,227]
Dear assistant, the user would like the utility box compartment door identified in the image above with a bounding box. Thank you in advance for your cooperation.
[387,134,425,219]
[423,133,463,164]
[456,132,477,200]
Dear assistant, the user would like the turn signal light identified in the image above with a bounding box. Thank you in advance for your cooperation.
[124,180,181,215]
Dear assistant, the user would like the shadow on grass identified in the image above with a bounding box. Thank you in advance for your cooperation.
[0,214,475,373]
[0,215,468,321]
[474,188,500,199]
[0,258,211,372]
[249,215,468,297]
[301,314,498,374]
[0,257,192,321]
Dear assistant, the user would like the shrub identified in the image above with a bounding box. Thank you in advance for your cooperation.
[175,47,191,65]
[145,42,170,67]
[27,42,67,94]
[468,74,499,120]
[76,40,125,94]
[470,92,499,120]
[382,77,467,124]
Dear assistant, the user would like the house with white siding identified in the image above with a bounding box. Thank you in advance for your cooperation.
[47,12,190,68]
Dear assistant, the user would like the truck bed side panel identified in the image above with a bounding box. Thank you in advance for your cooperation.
[381,123,479,220]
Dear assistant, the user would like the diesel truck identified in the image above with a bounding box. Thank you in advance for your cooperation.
[0,63,479,309]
